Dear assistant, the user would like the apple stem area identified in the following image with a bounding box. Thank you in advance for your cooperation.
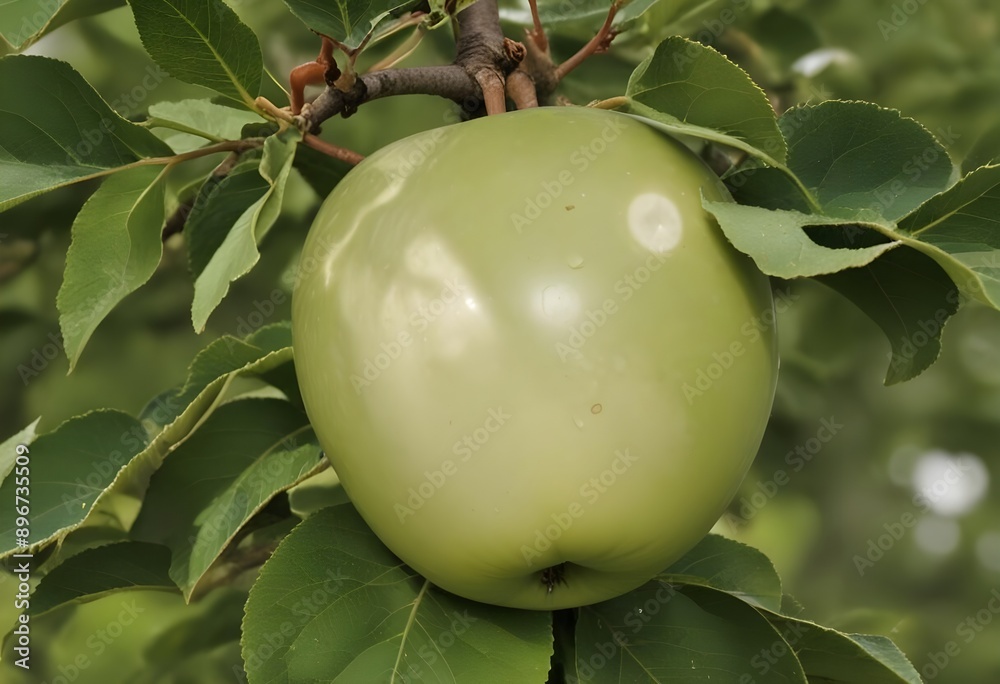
[541,563,570,594]
[294,0,621,134]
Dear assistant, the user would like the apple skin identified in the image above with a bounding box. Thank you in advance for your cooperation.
[292,107,777,610]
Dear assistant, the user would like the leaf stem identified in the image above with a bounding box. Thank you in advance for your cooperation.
[390,580,430,683]
[56,140,265,188]
[773,163,823,214]
[368,24,428,72]
[589,96,629,110]
[142,117,228,143]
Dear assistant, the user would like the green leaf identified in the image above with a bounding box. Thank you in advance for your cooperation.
[814,245,960,384]
[573,584,807,682]
[71,328,295,553]
[963,123,1000,175]
[0,55,172,211]
[131,399,325,599]
[0,0,124,51]
[501,0,608,26]
[147,99,264,154]
[0,418,39,483]
[185,155,268,276]
[615,0,666,24]
[0,410,148,557]
[29,541,176,617]
[287,467,349,518]
[625,36,787,165]
[706,188,963,383]
[242,505,553,683]
[895,164,1000,309]
[746,7,822,72]
[761,611,922,683]
[704,201,899,278]
[138,588,245,679]
[57,165,169,370]
[127,0,263,109]
[293,140,352,199]
[281,0,421,51]
[139,323,293,431]
[779,101,955,221]
[726,166,816,213]
[502,0,680,27]
[191,131,300,332]
[660,534,782,612]
[427,0,478,23]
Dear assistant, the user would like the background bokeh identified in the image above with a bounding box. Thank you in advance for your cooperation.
[1,0,998,681]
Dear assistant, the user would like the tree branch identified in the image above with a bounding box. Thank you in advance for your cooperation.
[303,65,478,131]
[303,0,524,131]
[454,0,506,67]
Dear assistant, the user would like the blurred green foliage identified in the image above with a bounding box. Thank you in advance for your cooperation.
[1,0,998,681]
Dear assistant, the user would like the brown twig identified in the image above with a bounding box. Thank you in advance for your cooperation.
[475,70,506,115]
[506,70,538,109]
[289,36,339,114]
[303,133,365,165]
[305,0,521,130]
[526,0,548,53]
[554,2,620,80]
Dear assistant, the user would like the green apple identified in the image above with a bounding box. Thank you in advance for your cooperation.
[292,106,778,610]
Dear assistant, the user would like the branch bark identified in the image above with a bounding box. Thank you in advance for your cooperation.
[303,0,538,131]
